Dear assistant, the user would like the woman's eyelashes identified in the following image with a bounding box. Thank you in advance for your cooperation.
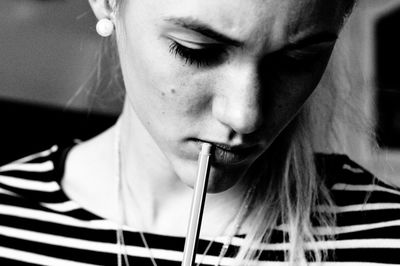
[168,39,332,71]
[266,47,332,72]
[168,41,227,67]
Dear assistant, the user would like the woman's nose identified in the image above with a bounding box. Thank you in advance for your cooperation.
[212,65,264,135]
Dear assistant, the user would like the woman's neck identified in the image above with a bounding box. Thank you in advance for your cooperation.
[119,103,187,205]
[63,103,249,237]
[118,104,246,236]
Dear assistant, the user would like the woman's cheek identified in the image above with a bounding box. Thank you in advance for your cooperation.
[149,62,215,118]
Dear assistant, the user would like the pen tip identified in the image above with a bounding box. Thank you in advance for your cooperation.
[201,143,212,155]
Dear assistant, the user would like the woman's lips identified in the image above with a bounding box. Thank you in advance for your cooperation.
[195,140,260,166]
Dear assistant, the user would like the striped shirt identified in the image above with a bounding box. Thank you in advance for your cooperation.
[0,145,400,265]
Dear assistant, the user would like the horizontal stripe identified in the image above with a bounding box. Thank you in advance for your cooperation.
[256,239,400,251]
[0,225,127,255]
[174,260,400,266]
[0,246,100,266]
[0,204,116,230]
[0,233,116,265]
[226,236,400,251]
[258,263,400,266]
[0,213,118,245]
[0,169,56,183]
[332,184,400,197]
[0,187,18,197]
[0,186,73,205]
[317,203,400,213]
[312,238,400,250]
[272,216,400,235]
[0,161,54,173]
[41,200,82,212]
[0,175,59,192]
[342,164,365,174]
[319,263,398,266]
[3,146,57,166]
[315,220,400,235]
[336,227,400,242]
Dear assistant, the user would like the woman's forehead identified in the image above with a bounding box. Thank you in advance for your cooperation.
[124,0,345,47]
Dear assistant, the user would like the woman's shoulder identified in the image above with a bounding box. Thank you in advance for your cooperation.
[316,153,400,264]
[0,144,119,266]
[0,145,60,183]
[0,144,67,179]
[316,152,400,207]
[0,144,72,206]
[316,153,377,186]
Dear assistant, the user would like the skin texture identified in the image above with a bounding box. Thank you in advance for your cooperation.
[71,0,349,234]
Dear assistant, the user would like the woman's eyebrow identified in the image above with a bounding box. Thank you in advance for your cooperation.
[163,17,243,47]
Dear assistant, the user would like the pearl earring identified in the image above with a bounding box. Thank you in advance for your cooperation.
[96,18,114,37]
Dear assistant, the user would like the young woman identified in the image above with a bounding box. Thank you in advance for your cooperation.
[1,0,399,265]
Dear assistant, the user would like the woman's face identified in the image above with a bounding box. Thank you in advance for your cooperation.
[116,0,347,192]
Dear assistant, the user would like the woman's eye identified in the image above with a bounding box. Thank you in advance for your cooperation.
[269,47,332,71]
[168,41,226,67]
[279,55,318,70]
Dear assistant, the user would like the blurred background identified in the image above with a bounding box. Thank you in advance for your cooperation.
[0,0,98,111]
[0,0,115,163]
[0,0,399,185]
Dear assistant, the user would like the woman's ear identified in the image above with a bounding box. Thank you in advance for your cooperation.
[88,0,115,20]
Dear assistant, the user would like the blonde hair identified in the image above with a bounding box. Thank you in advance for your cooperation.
[85,1,364,265]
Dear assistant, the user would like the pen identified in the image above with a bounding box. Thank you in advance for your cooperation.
[182,143,212,266]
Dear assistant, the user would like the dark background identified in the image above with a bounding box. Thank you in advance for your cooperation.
[376,6,400,148]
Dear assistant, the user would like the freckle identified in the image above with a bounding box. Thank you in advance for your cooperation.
[171,89,176,94]
[161,92,166,97]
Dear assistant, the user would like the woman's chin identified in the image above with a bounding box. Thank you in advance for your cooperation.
[177,160,249,194]
[207,166,249,193]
